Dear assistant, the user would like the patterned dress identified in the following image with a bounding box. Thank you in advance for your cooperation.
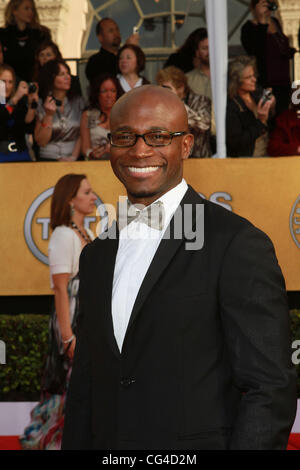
[184,90,212,158]
[19,275,79,450]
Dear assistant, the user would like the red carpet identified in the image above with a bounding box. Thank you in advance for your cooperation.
[287,433,300,450]
[0,436,21,450]
[0,434,299,450]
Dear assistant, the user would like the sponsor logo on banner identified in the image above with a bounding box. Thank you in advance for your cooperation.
[24,187,107,265]
[198,191,232,212]
[24,189,233,264]
[290,195,300,249]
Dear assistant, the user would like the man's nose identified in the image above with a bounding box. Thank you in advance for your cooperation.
[129,135,153,157]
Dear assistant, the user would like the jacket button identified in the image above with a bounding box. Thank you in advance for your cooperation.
[120,378,136,388]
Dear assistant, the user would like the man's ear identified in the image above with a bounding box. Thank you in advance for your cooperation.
[182,133,194,160]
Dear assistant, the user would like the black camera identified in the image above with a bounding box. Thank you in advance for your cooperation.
[267,1,278,11]
[52,96,62,107]
[49,94,62,107]
[28,82,37,94]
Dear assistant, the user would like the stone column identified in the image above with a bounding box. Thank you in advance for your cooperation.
[278,0,300,81]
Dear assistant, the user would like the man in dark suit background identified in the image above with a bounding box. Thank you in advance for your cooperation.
[62,85,297,450]
[85,18,139,83]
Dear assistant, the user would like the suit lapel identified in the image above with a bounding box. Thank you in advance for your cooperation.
[98,221,121,358]
[124,186,204,340]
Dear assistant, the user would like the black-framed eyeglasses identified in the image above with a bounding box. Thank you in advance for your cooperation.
[107,131,187,148]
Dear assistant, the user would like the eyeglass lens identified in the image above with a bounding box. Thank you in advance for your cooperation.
[111,131,172,147]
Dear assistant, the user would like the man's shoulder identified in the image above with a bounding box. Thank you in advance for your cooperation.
[86,48,117,76]
[186,68,201,79]
[86,50,102,64]
[186,69,211,97]
[198,192,271,253]
[186,185,253,234]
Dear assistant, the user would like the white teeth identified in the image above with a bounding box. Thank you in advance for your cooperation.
[128,166,160,173]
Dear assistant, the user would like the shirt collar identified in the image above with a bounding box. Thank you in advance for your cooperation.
[129,179,188,230]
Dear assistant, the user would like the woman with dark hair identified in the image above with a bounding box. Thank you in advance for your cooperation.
[20,173,96,450]
[0,63,39,162]
[32,40,62,81]
[241,0,295,116]
[35,59,84,161]
[164,28,208,73]
[116,44,149,96]
[80,73,118,160]
[32,40,81,95]
[226,55,275,157]
[0,0,51,82]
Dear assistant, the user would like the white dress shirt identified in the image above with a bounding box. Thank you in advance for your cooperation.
[112,179,188,352]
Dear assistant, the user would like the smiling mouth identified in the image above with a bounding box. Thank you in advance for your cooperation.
[128,166,161,174]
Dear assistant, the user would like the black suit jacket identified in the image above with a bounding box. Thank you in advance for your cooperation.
[62,186,297,450]
[85,47,117,82]
[226,96,268,158]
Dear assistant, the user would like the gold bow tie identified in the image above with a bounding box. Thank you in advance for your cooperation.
[118,200,165,231]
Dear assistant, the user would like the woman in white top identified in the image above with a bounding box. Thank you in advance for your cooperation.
[116,44,149,97]
[80,74,118,160]
[20,173,96,450]
[48,173,96,360]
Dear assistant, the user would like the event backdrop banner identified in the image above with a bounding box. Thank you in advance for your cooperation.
[0,159,299,295]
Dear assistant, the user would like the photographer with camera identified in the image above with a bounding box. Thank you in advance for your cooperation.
[35,59,84,162]
[0,64,38,162]
[226,55,275,157]
[241,0,296,117]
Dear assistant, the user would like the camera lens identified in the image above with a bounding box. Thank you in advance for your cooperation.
[267,1,278,11]
[28,82,37,94]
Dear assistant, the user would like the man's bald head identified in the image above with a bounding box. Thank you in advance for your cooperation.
[110,85,189,131]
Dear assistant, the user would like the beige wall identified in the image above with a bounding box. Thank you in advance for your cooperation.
[278,0,300,81]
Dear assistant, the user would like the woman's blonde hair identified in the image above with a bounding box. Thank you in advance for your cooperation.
[5,0,40,27]
[227,55,257,99]
[156,66,188,93]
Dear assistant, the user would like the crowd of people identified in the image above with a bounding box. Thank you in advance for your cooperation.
[1,0,299,162]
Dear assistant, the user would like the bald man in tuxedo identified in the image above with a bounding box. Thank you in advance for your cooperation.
[62,85,297,450]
